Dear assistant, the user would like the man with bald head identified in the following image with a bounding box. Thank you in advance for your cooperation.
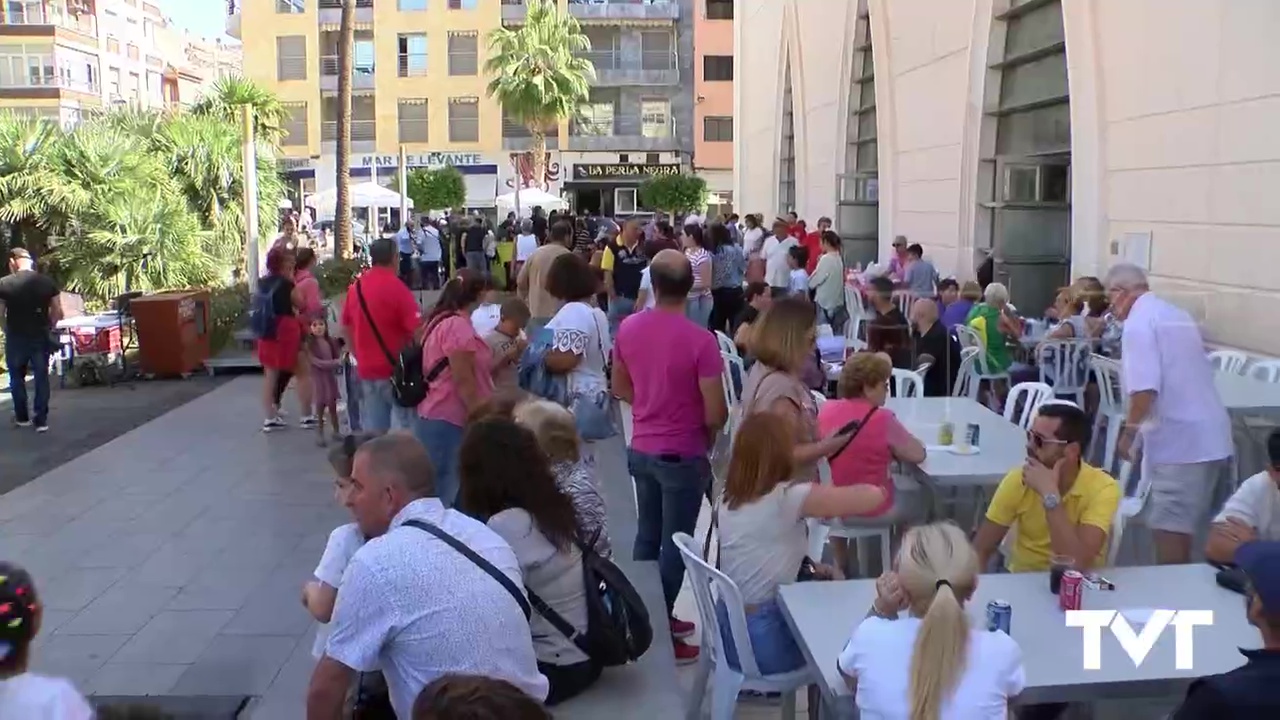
[611,248,726,665]
[910,296,961,396]
[307,433,547,719]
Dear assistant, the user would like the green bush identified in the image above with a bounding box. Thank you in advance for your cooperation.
[208,283,249,354]
[315,258,362,299]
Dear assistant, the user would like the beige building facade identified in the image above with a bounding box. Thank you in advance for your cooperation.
[736,0,1280,354]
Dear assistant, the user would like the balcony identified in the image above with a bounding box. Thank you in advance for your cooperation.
[321,119,377,152]
[1,5,98,41]
[567,116,679,152]
[319,56,375,92]
[502,119,560,152]
[318,0,373,27]
[226,0,240,39]
[0,71,100,98]
[580,50,677,86]
[503,0,678,24]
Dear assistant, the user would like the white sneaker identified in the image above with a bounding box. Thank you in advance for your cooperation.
[262,417,286,432]
[35,424,48,434]
[299,416,319,429]
[14,419,32,428]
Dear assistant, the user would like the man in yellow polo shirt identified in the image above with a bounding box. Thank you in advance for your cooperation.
[974,402,1122,573]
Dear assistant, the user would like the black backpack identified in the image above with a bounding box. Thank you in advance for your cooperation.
[530,533,653,667]
[354,280,447,408]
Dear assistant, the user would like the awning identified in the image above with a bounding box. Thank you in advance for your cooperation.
[318,21,372,31]
[464,173,497,208]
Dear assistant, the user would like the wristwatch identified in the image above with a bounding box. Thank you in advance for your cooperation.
[1042,492,1061,510]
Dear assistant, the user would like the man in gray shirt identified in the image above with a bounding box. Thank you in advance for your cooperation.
[902,243,938,298]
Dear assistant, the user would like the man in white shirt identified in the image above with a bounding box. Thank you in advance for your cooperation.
[763,219,798,296]
[1207,429,1280,565]
[1107,263,1234,565]
[306,434,548,719]
[417,219,443,290]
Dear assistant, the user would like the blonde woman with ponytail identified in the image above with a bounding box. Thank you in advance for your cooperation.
[836,522,1025,719]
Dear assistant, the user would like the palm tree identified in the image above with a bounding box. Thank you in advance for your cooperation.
[334,0,354,259]
[191,76,289,148]
[0,114,71,255]
[485,0,595,194]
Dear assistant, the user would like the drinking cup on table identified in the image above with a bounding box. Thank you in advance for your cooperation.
[1049,554,1075,595]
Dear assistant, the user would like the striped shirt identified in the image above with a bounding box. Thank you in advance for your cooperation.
[686,247,712,298]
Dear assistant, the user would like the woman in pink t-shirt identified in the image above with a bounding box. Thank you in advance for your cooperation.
[817,351,926,518]
[415,272,495,507]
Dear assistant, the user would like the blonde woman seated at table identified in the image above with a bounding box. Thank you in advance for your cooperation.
[838,522,1025,719]
[716,413,887,675]
[817,352,927,573]
[972,402,1121,573]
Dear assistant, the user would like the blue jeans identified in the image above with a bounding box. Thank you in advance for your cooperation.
[343,357,362,432]
[607,296,638,338]
[414,417,465,507]
[358,378,415,434]
[464,251,489,278]
[6,333,50,426]
[686,294,713,329]
[629,450,711,614]
[715,598,807,676]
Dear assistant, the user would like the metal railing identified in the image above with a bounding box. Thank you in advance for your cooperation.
[321,119,376,142]
[0,71,100,96]
[570,115,674,138]
[318,0,372,7]
[1,7,97,36]
[398,53,427,77]
[320,55,375,78]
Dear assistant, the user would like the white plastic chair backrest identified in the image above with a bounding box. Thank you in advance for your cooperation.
[672,532,763,677]
[715,330,738,359]
[914,360,933,378]
[810,389,827,408]
[1090,354,1123,416]
[953,347,980,398]
[894,292,913,317]
[891,368,922,398]
[1208,350,1248,375]
[1005,382,1053,430]
[1036,340,1092,396]
[845,284,864,317]
[1106,460,1138,567]
[721,352,744,409]
[1249,359,1280,384]
[955,325,982,352]
[845,313,866,350]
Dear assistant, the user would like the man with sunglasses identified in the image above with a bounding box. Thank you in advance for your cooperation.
[1171,541,1280,718]
[974,403,1122,574]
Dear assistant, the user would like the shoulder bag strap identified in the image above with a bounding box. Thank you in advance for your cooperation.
[526,587,593,658]
[421,313,457,381]
[403,520,531,619]
[828,405,879,463]
[354,279,396,367]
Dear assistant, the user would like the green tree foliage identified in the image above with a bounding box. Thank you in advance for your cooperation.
[639,174,709,215]
[485,0,595,193]
[405,166,466,213]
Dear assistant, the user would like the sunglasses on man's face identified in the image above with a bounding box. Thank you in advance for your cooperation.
[1026,428,1069,450]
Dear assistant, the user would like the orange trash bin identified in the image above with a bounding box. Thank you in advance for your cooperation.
[130,290,212,377]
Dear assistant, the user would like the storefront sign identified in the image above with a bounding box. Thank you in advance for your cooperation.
[355,152,487,169]
[277,157,313,172]
[571,163,681,181]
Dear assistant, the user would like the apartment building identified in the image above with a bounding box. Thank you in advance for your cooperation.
[693,0,732,215]
[501,0,694,217]
[229,0,505,211]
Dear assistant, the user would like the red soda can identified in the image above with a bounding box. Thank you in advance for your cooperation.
[1059,570,1084,611]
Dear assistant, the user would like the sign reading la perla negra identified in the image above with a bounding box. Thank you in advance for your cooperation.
[571,163,682,181]
[355,152,487,169]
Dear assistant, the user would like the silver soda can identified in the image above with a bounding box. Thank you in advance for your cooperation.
[986,600,1011,633]
[966,422,981,448]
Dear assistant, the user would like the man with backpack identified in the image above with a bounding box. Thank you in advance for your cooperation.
[340,238,421,433]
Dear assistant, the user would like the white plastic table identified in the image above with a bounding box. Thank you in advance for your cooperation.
[886,397,1026,488]
[1215,371,1280,420]
[778,564,1259,718]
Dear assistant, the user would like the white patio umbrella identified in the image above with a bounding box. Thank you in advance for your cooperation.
[305,181,415,213]
[277,197,294,210]
[495,187,566,217]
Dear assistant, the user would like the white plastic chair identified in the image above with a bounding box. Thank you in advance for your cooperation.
[807,459,894,578]
[893,292,913,317]
[715,330,738,359]
[1208,350,1248,375]
[1005,382,1053,430]
[721,352,744,410]
[955,324,1009,392]
[914,360,933,378]
[809,389,827,408]
[843,300,867,352]
[1036,339,1091,407]
[673,533,814,720]
[1249,360,1280,384]
[845,284,866,320]
[891,368,923,399]
[1089,355,1126,473]
[952,346,981,399]
[1106,460,1141,567]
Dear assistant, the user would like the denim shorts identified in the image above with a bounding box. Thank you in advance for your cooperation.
[715,597,807,676]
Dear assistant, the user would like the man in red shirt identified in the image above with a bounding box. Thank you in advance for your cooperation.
[802,216,831,274]
[341,238,421,433]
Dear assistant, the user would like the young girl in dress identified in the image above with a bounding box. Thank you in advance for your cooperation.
[0,562,94,719]
[306,317,343,446]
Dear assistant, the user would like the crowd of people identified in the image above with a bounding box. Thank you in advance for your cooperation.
[8,199,1280,719]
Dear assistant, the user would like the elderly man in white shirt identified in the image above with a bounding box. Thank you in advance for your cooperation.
[1107,263,1235,565]
[306,434,547,719]
[1207,429,1280,565]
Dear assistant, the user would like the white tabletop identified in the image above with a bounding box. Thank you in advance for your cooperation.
[1215,371,1280,416]
[779,564,1258,712]
[885,397,1026,488]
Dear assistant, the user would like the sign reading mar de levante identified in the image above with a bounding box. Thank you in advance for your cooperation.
[356,152,487,169]
[572,163,682,181]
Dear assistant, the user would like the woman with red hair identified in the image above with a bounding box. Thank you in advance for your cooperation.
[258,247,306,431]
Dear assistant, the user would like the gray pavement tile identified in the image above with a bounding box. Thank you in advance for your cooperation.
[220,571,314,637]
[113,610,235,664]
[164,561,278,611]
[258,631,317,700]
[86,662,192,696]
[30,634,130,688]
[75,532,171,569]
[56,581,180,636]
[170,634,299,696]
[38,567,129,612]
[1,507,84,535]
[125,546,208,588]
[246,694,306,720]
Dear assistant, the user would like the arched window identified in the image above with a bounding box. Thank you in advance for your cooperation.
[778,58,796,216]
[837,0,877,266]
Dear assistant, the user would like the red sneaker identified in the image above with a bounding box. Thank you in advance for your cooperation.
[672,638,700,665]
[670,617,696,639]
